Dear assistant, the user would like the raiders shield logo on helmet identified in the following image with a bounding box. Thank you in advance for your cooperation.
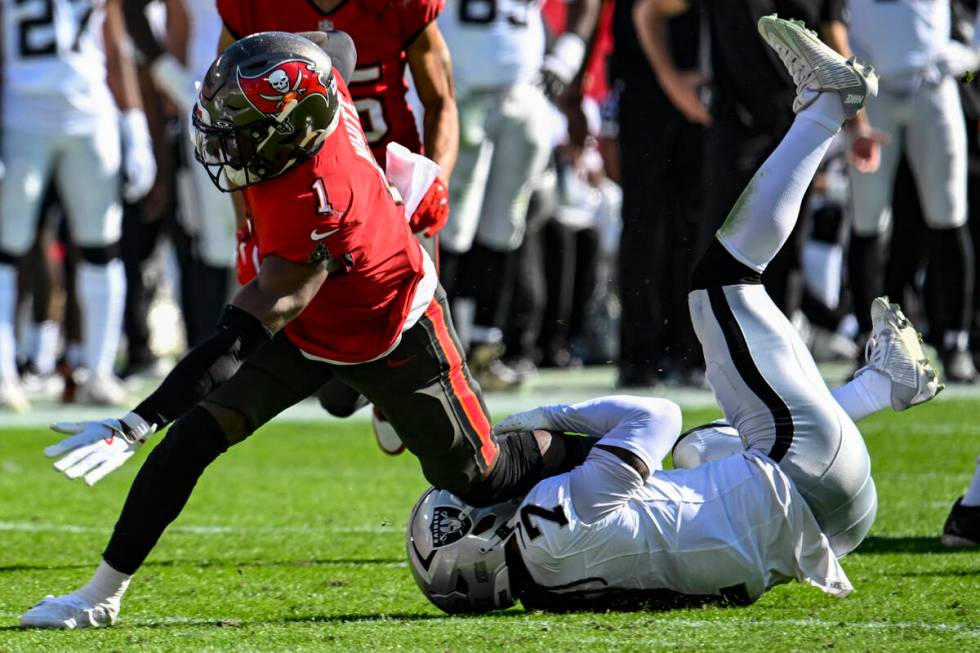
[430,507,472,548]
[237,59,334,117]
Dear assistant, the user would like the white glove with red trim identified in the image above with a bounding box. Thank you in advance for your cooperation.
[45,413,156,486]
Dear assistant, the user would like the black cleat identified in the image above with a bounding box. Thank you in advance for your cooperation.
[941,497,980,548]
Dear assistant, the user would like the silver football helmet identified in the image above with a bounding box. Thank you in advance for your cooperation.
[406,488,518,614]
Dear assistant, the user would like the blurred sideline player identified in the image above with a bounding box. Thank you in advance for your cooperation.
[847,0,980,382]
[214,0,459,453]
[407,18,942,613]
[0,0,156,409]
[436,0,599,390]
[122,1,238,351]
[19,32,600,628]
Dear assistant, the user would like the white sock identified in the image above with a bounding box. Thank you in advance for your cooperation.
[0,264,19,382]
[77,259,126,378]
[716,92,845,272]
[962,457,980,507]
[76,559,132,606]
[34,320,60,375]
[831,368,893,422]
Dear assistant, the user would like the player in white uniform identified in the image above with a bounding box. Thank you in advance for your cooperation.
[0,0,156,409]
[124,0,237,276]
[437,0,598,386]
[407,17,942,612]
[846,0,980,382]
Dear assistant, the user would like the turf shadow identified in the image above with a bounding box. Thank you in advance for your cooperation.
[853,536,958,555]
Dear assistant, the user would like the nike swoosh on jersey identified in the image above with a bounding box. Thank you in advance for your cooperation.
[310,227,341,240]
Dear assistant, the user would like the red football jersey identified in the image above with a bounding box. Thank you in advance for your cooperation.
[217,0,443,164]
[242,71,424,363]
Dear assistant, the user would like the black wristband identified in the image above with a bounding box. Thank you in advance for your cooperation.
[134,305,272,427]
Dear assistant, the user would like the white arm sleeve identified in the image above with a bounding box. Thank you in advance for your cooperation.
[557,396,682,524]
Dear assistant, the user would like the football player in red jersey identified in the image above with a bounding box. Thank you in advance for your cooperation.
[216,0,457,254]
[216,0,458,450]
[20,33,596,628]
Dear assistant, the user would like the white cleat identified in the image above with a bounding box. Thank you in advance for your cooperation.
[76,373,130,407]
[20,594,118,629]
[373,407,405,455]
[757,14,878,118]
[861,297,943,411]
[0,378,31,412]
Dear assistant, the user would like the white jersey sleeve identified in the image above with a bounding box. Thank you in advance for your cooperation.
[540,396,683,523]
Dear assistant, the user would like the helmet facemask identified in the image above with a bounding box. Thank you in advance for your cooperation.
[192,32,342,191]
[192,100,338,191]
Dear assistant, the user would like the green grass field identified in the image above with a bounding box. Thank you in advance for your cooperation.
[2,396,979,652]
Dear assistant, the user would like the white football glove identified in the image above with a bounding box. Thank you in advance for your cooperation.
[119,109,157,203]
[539,32,586,101]
[493,407,555,435]
[46,413,156,486]
[936,41,980,79]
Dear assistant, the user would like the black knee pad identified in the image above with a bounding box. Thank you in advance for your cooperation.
[0,249,20,265]
[315,380,369,418]
[453,430,600,508]
[79,242,121,264]
[454,430,543,508]
[690,239,762,290]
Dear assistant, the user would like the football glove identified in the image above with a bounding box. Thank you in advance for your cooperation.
[408,177,450,237]
[46,413,156,486]
[119,109,157,203]
[493,406,554,435]
[539,33,586,102]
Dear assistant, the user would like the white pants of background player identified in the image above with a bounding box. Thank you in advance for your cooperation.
[849,76,967,236]
[0,118,125,384]
[689,94,885,556]
[439,84,552,254]
[177,136,237,269]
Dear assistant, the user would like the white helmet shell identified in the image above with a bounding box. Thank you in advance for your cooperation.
[407,488,519,614]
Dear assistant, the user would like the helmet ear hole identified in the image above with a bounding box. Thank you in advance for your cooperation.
[471,514,497,536]
[454,575,469,594]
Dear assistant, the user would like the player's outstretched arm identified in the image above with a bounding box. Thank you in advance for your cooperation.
[46,256,328,485]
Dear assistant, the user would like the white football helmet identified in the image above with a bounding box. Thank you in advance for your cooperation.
[407,488,518,614]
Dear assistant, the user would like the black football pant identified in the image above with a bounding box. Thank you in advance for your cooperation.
[101,287,589,574]
[617,82,704,382]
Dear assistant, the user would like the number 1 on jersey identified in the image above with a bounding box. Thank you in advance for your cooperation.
[311,178,332,214]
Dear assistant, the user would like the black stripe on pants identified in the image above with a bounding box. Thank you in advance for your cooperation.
[706,286,795,461]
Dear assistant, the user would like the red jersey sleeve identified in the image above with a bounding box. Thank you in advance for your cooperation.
[397,0,445,47]
[216,0,255,39]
